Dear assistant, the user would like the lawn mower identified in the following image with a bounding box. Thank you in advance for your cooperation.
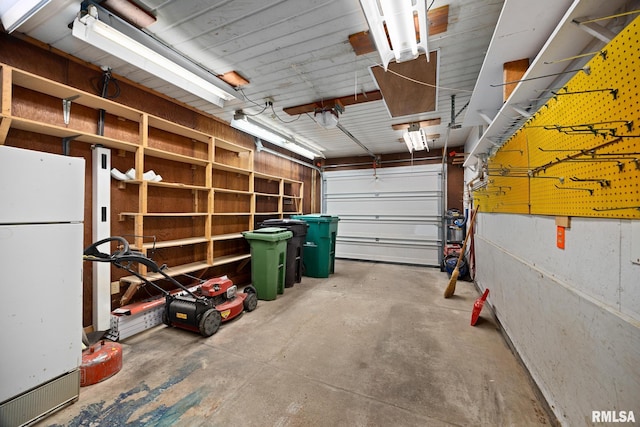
[84,236,257,337]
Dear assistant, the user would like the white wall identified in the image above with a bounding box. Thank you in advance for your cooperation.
[474,213,640,424]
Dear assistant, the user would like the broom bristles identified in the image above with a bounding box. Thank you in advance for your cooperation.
[444,268,459,298]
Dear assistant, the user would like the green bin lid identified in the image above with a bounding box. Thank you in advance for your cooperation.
[242,227,293,242]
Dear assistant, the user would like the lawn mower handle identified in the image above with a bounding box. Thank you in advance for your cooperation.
[83,236,204,300]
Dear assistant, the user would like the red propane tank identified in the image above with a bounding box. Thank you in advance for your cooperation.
[80,340,123,387]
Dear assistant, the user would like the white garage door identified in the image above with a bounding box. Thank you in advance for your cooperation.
[324,164,443,266]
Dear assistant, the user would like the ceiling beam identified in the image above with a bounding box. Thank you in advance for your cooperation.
[391,118,441,130]
[283,90,383,116]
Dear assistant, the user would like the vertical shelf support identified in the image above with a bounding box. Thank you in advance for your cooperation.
[206,136,214,265]
[0,65,12,144]
[136,114,148,274]
[92,145,112,330]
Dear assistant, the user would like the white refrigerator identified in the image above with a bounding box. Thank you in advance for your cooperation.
[0,146,85,426]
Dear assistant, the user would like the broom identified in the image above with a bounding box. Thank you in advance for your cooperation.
[444,205,479,298]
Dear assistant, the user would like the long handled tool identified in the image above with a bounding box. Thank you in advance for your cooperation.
[444,205,479,298]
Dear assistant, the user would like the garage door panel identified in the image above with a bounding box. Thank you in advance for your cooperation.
[336,238,440,265]
[327,197,439,216]
[325,171,441,193]
[337,218,440,240]
[324,165,443,267]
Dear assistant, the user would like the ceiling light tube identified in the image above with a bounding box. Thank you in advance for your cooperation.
[0,0,51,33]
[72,13,237,107]
[403,124,429,153]
[359,0,429,70]
[231,112,323,160]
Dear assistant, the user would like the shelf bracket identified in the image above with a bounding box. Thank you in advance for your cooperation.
[62,95,80,126]
[62,134,81,156]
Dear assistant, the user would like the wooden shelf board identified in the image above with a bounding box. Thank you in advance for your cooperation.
[212,161,252,175]
[148,115,211,143]
[144,146,208,166]
[213,187,252,195]
[212,212,252,216]
[255,192,280,197]
[120,212,209,218]
[282,177,303,184]
[255,212,281,215]
[141,180,209,191]
[212,253,250,267]
[10,117,139,152]
[211,232,245,241]
[254,171,282,181]
[215,138,252,153]
[132,236,209,250]
[11,68,142,122]
[149,181,208,191]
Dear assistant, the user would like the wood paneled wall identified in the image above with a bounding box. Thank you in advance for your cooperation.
[0,33,315,326]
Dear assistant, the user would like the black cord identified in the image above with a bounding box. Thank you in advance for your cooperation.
[91,73,121,99]
[237,88,268,111]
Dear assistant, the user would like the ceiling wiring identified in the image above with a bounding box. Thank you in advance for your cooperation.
[372,63,474,93]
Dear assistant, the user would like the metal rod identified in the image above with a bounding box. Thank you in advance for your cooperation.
[593,206,640,212]
[487,174,565,183]
[543,50,605,64]
[570,177,611,187]
[531,120,632,130]
[531,138,622,174]
[552,88,617,99]
[555,184,593,195]
[552,158,627,171]
[576,9,640,25]
[490,67,590,87]
[336,123,377,159]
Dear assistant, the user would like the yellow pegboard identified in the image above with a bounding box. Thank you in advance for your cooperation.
[476,131,530,214]
[474,14,640,219]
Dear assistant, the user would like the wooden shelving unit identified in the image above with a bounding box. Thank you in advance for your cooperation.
[0,63,304,304]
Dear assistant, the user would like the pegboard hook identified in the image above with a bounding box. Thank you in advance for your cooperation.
[554,184,594,196]
[569,177,611,187]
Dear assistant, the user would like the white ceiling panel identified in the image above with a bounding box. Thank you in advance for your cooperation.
[9,0,635,160]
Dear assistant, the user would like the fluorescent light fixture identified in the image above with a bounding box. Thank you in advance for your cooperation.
[359,0,429,70]
[403,123,429,153]
[231,112,323,160]
[0,0,51,33]
[72,13,237,108]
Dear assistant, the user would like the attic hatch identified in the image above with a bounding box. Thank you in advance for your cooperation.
[370,50,438,117]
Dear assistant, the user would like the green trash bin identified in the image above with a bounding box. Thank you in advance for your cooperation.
[292,214,339,278]
[242,227,292,300]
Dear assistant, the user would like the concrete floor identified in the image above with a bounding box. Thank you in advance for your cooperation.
[42,260,551,426]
